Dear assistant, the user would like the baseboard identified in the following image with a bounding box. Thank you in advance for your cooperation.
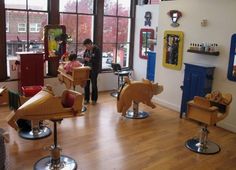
[217,121,236,133]
[153,97,180,112]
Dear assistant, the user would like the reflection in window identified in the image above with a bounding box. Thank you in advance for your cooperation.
[30,23,41,32]
[103,0,132,69]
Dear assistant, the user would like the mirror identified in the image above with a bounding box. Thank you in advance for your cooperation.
[139,28,154,59]
[162,30,184,70]
[227,34,236,81]
[44,25,66,60]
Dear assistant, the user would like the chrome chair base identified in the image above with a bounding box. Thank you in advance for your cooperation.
[110,91,118,98]
[19,126,51,140]
[82,105,87,112]
[125,110,149,119]
[34,155,77,170]
[185,138,220,154]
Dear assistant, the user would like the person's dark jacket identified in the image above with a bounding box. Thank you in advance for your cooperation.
[83,45,101,73]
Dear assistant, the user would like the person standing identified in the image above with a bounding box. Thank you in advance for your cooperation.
[83,39,102,105]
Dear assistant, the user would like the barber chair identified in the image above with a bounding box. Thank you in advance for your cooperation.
[8,87,83,169]
[19,86,52,140]
[0,86,8,106]
[111,63,131,98]
[58,65,91,112]
[185,91,232,154]
[117,78,163,119]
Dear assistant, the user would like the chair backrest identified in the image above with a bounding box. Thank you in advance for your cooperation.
[111,63,121,72]
[71,66,91,87]
[187,94,232,125]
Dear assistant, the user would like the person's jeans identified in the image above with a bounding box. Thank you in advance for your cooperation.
[84,72,98,102]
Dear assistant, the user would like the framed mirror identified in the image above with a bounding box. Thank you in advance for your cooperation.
[227,34,236,81]
[44,25,66,60]
[139,28,154,59]
[162,30,184,70]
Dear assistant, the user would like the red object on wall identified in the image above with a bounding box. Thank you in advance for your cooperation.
[17,52,44,93]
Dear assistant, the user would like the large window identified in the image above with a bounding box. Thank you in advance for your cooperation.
[59,0,94,56]
[102,0,131,69]
[5,0,48,77]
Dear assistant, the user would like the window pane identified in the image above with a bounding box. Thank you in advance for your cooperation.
[103,17,117,43]
[104,0,117,16]
[117,43,129,67]
[102,43,116,69]
[60,13,77,49]
[29,12,48,52]
[78,15,94,43]
[59,0,76,13]
[5,0,26,9]
[118,0,130,17]
[77,0,94,14]
[6,10,27,77]
[118,18,130,43]
[28,0,47,11]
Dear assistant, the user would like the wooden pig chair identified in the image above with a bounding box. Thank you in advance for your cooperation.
[110,63,132,98]
[117,78,163,119]
[58,65,91,112]
[185,91,232,154]
[8,87,83,170]
[0,86,9,106]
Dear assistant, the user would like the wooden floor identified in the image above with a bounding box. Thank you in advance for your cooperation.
[1,92,236,170]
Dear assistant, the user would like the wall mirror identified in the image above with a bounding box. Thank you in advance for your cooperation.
[227,34,236,81]
[44,25,66,60]
[162,30,184,70]
[139,28,154,59]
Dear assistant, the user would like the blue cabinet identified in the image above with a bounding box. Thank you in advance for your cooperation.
[180,63,215,118]
[146,51,156,81]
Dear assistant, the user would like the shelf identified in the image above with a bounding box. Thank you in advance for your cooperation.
[187,49,220,56]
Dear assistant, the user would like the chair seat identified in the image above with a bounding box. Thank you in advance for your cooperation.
[114,70,130,76]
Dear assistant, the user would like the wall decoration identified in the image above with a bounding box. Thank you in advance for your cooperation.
[44,25,66,60]
[167,10,182,27]
[140,28,154,59]
[162,30,184,70]
[227,34,236,81]
[144,11,152,26]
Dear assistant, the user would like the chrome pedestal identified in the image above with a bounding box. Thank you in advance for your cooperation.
[34,120,77,170]
[125,101,149,119]
[185,125,220,154]
[81,105,87,112]
[19,120,51,140]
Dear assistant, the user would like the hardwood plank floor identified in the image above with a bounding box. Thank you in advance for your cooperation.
[1,92,236,170]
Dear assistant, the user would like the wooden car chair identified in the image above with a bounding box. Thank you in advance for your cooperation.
[8,87,83,170]
[117,78,163,119]
[58,65,90,112]
[185,91,232,154]
[111,63,132,98]
[0,86,8,106]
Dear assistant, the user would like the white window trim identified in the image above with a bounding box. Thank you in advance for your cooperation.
[18,23,26,32]
[30,23,41,32]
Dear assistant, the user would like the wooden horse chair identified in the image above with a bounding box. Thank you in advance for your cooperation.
[185,91,232,154]
[8,87,83,170]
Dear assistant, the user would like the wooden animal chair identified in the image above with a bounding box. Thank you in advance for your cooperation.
[117,78,163,119]
[185,91,232,154]
[58,65,91,90]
